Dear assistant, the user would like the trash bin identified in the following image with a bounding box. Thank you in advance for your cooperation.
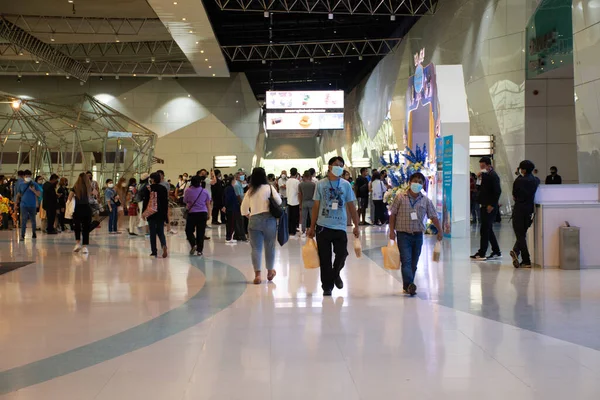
[559,226,580,270]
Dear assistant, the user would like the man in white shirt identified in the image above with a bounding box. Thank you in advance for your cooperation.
[278,170,288,206]
[286,168,301,237]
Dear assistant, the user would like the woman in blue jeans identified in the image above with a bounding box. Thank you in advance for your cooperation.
[388,173,443,296]
[241,167,282,284]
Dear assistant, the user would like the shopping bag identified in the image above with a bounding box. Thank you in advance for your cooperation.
[302,238,320,269]
[65,197,76,220]
[277,208,289,246]
[353,237,362,258]
[381,240,400,270]
[432,240,441,262]
[142,189,157,219]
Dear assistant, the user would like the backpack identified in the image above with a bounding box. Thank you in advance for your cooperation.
[134,182,146,203]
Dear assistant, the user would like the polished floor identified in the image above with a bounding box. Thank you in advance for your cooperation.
[1,220,600,399]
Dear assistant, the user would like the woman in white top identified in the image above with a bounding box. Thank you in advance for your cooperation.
[369,171,388,226]
[241,167,282,284]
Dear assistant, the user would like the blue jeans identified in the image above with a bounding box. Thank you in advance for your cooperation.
[20,206,36,237]
[248,212,277,272]
[396,231,424,290]
[108,206,118,232]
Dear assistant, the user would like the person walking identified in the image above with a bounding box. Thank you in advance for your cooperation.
[210,169,226,225]
[298,170,316,237]
[545,166,562,184]
[388,173,443,296]
[510,160,539,268]
[370,171,387,225]
[143,172,169,258]
[42,174,59,234]
[69,173,92,254]
[184,175,212,256]
[286,168,301,237]
[355,167,370,225]
[241,167,282,284]
[104,179,120,234]
[471,156,502,261]
[16,170,41,240]
[307,157,360,296]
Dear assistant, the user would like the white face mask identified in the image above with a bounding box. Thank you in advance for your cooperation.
[24,177,32,183]
[480,168,488,174]
[108,183,114,188]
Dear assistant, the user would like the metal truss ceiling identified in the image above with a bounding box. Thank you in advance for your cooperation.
[214,0,437,16]
[0,40,183,58]
[221,38,401,61]
[0,17,89,81]
[1,14,164,36]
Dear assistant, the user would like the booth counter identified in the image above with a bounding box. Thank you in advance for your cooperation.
[530,184,600,269]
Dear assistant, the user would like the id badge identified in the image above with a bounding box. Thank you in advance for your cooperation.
[331,200,339,210]
[410,212,418,220]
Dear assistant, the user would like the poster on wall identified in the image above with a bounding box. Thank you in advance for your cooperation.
[435,136,444,220]
[442,136,453,238]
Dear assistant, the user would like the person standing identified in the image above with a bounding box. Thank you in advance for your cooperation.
[57,177,69,232]
[277,170,288,206]
[388,173,443,296]
[105,179,120,234]
[184,175,212,256]
[17,170,41,240]
[298,170,316,237]
[175,174,189,205]
[210,169,226,225]
[309,167,318,184]
[470,172,479,224]
[369,171,387,225]
[545,166,562,184]
[126,178,138,236]
[510,160,539,268]
[355,167,370,225]
[116,177,128,232]
[307,157,360,296]
[286,168,301,237]
[42,174,59,234]
[143,172,169,258]
[223,176,246,243]
[471,156,502,261]
[69,173,92,254]
[241,167,282,284]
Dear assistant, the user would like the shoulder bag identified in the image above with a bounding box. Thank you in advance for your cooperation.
[268,185,284,218]
[142,187,158,219]
[183,188,204,219]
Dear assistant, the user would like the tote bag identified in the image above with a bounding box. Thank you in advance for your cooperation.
[142,189,158,219]
[302,238,320,269]
[277,208,289,246]
[269,186,284,218]
[381,240,400,270]
[65,197,76,220]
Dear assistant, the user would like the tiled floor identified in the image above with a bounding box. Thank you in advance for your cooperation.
[1,220,600,399]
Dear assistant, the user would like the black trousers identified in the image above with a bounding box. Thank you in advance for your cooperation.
[211,203,226,224]
[186,212,208,253]
[45,207,57,232]
[73,204,91,245]
[288,204,299,235]
[479,205,500,255]
[226,209,246,240]
[373,200,387,224]
[316,226,348,291]
[512,211,532,264]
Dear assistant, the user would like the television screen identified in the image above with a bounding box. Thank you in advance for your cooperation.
[265,91,344,131]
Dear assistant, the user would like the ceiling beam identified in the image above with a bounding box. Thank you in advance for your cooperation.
[213,0,437,16]
[0,17,89,81]
[0,59,194,76]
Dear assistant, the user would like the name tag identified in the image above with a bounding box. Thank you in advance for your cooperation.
[331,201,339,210]
[410,212,418,220]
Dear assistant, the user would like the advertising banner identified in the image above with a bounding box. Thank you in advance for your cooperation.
[265,90,345,131]
[442,136,453,238]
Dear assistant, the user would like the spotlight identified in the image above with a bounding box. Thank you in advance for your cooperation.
[115,75,119,80]
[80,81,84,86]
[50,36,55,42]
[212,73,215,77]
[182,17,186,21]
[310,58,314,63]
[133,73,137,77]
[328,13,333,19]
[99,76,103,80]
[151,56,156,62]
[66,75,70,79]
[35,60,39,64]
[19,51,23,56]
[264,11,269,18]
[16,75,21,83]
[262,59,266,64]
[157,75,163,81]
[11,100,21,109]
[45,72,50,76]
[208,65,212,69]
[85,57,90,63]
[359,55,363,60]
[390,15,396,21]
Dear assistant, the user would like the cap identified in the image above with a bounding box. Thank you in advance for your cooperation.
[140,172,149,181]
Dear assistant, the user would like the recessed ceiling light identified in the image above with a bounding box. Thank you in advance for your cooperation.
[187,94,191,97]
[189,30,193,33]
[133,73,137,77]
[212,74,215,77]
[196,41,199,44]
[19,51,23,56]
[236,100,239,103]
[68,0,73,3]
[45,72,49,76]
[35,60,39,63]
[182,17,186,21]
[205,58,208,61]
[173,1,178,4]
[50,37,55,42]
[208,66,212,68]
[200,50,204,53]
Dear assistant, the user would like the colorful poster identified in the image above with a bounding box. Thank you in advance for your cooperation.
[435,136,444,220]
[442,136,453,238]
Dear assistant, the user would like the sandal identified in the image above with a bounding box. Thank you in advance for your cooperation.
[267,270,276,281]
[253,273,262,285]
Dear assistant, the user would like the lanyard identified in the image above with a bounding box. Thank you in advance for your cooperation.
[328,178,340,191]
[409,195,421,209]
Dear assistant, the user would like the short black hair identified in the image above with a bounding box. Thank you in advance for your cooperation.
[106,178,113,184]
[23,169,32,176]
[157,170,165,175]
[214,169,221,177]
[479,156,492,166]
[49,173,59,181]
[410,172,426,183]
[17,170,24,176]
[309,168,316,175]
[372,171,381,180]
[360,167,368,174]
[150,172,161,183]
[290,168,298,176]
[328,156,345,166]
[86,171,92,175]
[190,175,202,188]
[550,166,558,171]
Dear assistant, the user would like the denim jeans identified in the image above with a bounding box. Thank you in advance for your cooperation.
[108,206,118,232]
[248,212,277,272]
[396,231,424,290]
[148,218,167,255]
[20,206,36,237]
[301,202,313,233]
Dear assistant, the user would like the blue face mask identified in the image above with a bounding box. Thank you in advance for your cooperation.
[239,175,245,181]
[331,166,344,177]
[410,183,423,193]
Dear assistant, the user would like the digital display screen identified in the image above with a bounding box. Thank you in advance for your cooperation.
[265,91,344,130]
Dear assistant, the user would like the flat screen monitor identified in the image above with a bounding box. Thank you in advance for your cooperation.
[265,90,344,131]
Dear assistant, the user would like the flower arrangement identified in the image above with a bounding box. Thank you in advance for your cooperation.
[380,144,433,206]
[0,196,9,214]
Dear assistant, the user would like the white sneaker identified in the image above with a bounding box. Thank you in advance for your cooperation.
[82,246,89,254]
[226,239,237,244]
[73,244,82,252]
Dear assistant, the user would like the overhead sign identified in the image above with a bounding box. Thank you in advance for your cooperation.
[265,90,344,131]
[107,131,133,138]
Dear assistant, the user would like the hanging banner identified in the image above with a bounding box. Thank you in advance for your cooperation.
[107,131,133,138]
[442,136,453,238]
[435,136,444,219]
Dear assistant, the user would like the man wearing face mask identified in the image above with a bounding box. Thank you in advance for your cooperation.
[389,173,443,296]
[17,170,42,240]
[42,174,60,234]
[545,166,562,184]
[510,160,539,268]
[278,170,288,206]
[471,156,502,261]
[307,157,360,296]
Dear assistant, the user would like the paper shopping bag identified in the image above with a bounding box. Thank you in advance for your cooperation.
[432,241,441,262]
[302,238,320,269]
[353,237,362,258]
[382,240,400,270]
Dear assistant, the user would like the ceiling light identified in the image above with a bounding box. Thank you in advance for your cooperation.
[359,55,363,60]
[85,57,90,63]
[35,60,39,64]
[200,50,204,53]
[187,94,191,97]
[115,75,119,80]
[310,58,314,62]
[11,100,21,109]
[328,13,333,19]
[66,75,70,79]
[189,30,193,33]
[236,100,239,103]
[196,41,199,45]
[208,65,212,69]
[264,11,269,18]
[19,51,23,56]
[157,76,163,80]
[262,59,266,64]
[16,76,21,83]
[173,1,177,4]
[68,0,74,3]
[99,76,103,81]
[45,72,49,76]
[212,73,215,77]
[133,73,137,77]
[115,38,120,43]
[50,37,55,42]
[151,56,156,62]
[182,17,186,21]
[205,58,208,61]
[80,81,84,86]
[390,15,396,21]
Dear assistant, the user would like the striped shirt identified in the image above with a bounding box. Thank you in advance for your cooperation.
[389,192,437,233]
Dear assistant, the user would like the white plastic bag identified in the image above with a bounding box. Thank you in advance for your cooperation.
[353,237,362,258]
[382,240,400,270]
[433,240,441,262]
[65,197,76,220]
[302,238,320,269]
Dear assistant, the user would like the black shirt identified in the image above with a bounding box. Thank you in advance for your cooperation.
[355,176,369,198]
[477,169,502,206]
[545,174,562,184]
[42,182,58,210]
[513,174,538,214]
[211,178,225,205]
[143,183,169,221]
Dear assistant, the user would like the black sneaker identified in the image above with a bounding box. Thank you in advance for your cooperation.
[408,283,417,296]
[334,275,344,289]
[510,250,520,268]
[323,289,332,296]
[32,234,37,239]
[520,262,532,268]
[470,253,487,261]
[189,245,197,255]
[487,252,502,260]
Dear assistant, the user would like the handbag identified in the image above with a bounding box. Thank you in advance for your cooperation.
[302,238,319,269]
[277,208,289,246]
[183,188,204,219]
[65,197,76,220]
[269,186,284,218]
[142,188,158,219]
